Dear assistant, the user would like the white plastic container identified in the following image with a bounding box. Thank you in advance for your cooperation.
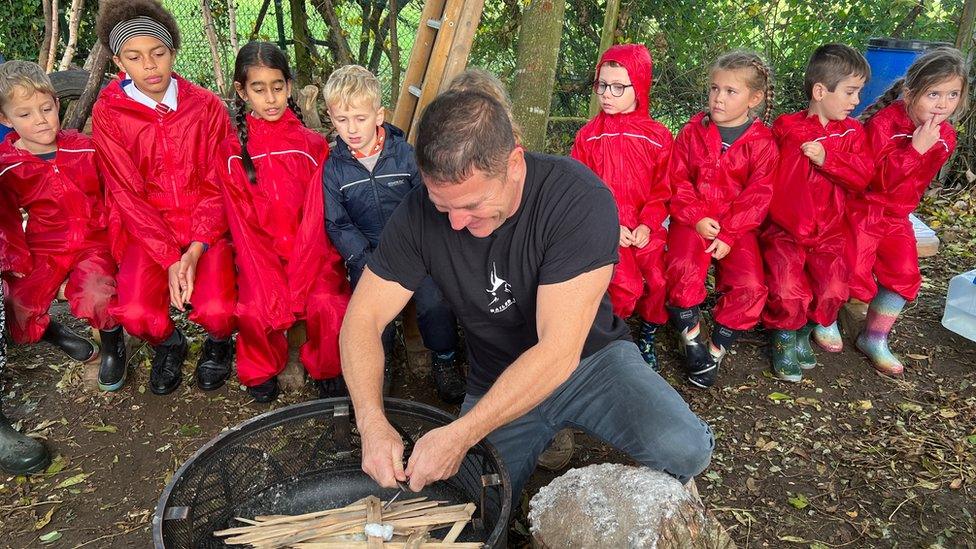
[942,269,976,343]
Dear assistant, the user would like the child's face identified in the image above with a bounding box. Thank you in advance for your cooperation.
[708,68,764,127]
[811,74,865,122]
[907,76,964,127]
[595,64,637,115]
[328,99,384,155]
[236,65,291,122]
[113,36,175,103]
[0,86,59,154]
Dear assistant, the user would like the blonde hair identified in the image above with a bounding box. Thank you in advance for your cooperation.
[323,64,381,110]
[709,50,775,125]
[0,60,57,111]
[447,68,523,144]
[859,46,969,123]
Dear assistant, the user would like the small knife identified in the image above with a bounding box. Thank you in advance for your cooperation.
[383,480,411,510]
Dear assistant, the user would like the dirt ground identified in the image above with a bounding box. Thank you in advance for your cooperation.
[2,198,975,548]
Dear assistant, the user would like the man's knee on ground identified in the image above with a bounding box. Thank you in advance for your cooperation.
[643,420,714,482]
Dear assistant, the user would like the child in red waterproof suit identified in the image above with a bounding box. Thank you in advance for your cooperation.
[761,44,873,382]
[665,51,777,389]
[92,0,236,396]
[220,42,351,403]
[571,44,672,370]
[848,47,967,376]
[0,61,126,391]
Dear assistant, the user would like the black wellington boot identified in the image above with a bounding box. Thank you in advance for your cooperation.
[97,328,127,392]
[0,408,50,476]
[41,321,96,362]
[195,337,233,391]
[150,328,188,395]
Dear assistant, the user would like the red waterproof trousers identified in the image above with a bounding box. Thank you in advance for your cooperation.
[665,223,767,331]
[111,239,236,346]
[847,204,921,302]
[612,235,668,323]
[760,223,849,329]
[5,239,117,343]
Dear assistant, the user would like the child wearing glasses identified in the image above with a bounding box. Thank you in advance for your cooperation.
[571,44,673,370]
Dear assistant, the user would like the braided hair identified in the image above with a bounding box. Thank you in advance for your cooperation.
[232,41,306,184]
[859,47,969,123]
[709,50,776,125]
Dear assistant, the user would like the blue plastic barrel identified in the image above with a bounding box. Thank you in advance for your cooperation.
[854,38,950,117]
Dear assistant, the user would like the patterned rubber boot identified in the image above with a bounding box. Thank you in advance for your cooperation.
[667,305,716,388]
[795,323,817,370]
[770,330,802,382]
[855,287,906,376]
[636,321,660,371]
[812,321,843,353]
[706,323,738,378]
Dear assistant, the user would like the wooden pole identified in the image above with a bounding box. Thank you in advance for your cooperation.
[45,0,61,73]
[407,0,468,143]
[40,0,53,68]
[588,0,622,117]
[392,0,448,132]
[58,0,84,71]
[201,0,228,96]
[228,0,241,54]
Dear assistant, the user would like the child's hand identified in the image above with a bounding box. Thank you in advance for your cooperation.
[705,238,731,260]
[800,141,826,166]
[167,262,185,311]
[912,116,945,155]
[695,217,721,240]
[632,225,651,248]
[8,272,25,278]
[177,243,206,306]
[619,225,635,248]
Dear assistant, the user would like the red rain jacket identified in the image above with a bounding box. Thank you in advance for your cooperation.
[92,73,233,269]
[854,100,956,216]
[571,44,672,230]
[669,113,777,246]
[0,131,108,274]
[218,110,349,329]
[768,112,872,245]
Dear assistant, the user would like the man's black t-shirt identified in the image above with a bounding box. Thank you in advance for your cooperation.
[369,152,631,395]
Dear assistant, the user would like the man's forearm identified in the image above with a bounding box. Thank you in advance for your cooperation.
[453,339,581,447]
[340,314,388,430]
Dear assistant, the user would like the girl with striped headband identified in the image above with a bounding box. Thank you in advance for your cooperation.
[91,0,238,396]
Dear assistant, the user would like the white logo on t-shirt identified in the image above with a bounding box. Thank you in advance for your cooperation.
[487,262,515,314]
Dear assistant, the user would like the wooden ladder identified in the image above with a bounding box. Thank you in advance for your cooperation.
[391,0,486,144]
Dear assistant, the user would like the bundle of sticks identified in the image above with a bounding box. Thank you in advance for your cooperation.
[214,495,482,548]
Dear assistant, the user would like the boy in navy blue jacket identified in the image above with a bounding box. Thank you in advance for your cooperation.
[323,65,465,404]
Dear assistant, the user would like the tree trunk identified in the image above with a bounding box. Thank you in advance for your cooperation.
[311,0,354,66]
[510,0,566,151]
[40,0,53,68]
[957,0,976,54]
[64,42,109,131]
[289,0,317,87]
[201,0,227,95]
[388,0,401,106]
[588,0,621,116]
[228,0,241,54]
[58,0,84,71]
[45,0,60,73]
[250,0,272,40]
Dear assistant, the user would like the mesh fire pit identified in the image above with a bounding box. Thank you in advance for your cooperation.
[152,398,510,548]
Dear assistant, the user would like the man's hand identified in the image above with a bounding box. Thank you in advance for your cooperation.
[800,141,826,166]
[632,224,651,248]
[619,225,634,248]
[359,412,408,488]
[695,217,721,240]
[177,242,206,306]
[405,422,472,492]
[705,238,731,260]
[912,115,946,155]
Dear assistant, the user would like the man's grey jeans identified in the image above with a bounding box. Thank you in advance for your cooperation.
[461,340,714,505]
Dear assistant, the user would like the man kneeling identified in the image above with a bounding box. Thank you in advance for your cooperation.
[340,90,714,506]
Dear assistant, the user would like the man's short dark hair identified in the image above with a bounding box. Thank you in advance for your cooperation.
[804,43,871,100]
[415,90,516,184]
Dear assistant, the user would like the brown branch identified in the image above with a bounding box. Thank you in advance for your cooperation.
[388,0,400,106]
[39,0,53,69]
[45,0,60,73]
[201,0,227,95]
[64,43,109,131]
[250,0,272,40]
[891,0,925,39]
[227,0,240,54]
[311,0,354,65]
[58,0,84,71]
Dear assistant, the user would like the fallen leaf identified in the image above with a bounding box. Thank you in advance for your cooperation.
[906,353,929,360]
[746,477,758,493]
[39,531,61,544]
[950,478,963,489]
[55,472,90,489]
[761,440,778,452]
[44,455,67,476]
[85,424,118,434]
[34,507,55,530]
[796,397,819,406]
[898,402,923,413]
[788,493,809,509]
[846,510,858,518]
[857,400,873,410]
[768,392,793,402]
[778,535,808,543]
[916,479,939,490]
[939,409,958,418]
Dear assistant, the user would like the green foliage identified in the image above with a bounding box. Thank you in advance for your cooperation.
[0,0,45,61]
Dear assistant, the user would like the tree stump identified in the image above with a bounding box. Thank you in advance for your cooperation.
[301,85,322,129]
[839,299,869,344]
[280,322,308,392]
[529,464,735,549]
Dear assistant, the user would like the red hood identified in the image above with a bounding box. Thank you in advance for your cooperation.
[597,44,653,117]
